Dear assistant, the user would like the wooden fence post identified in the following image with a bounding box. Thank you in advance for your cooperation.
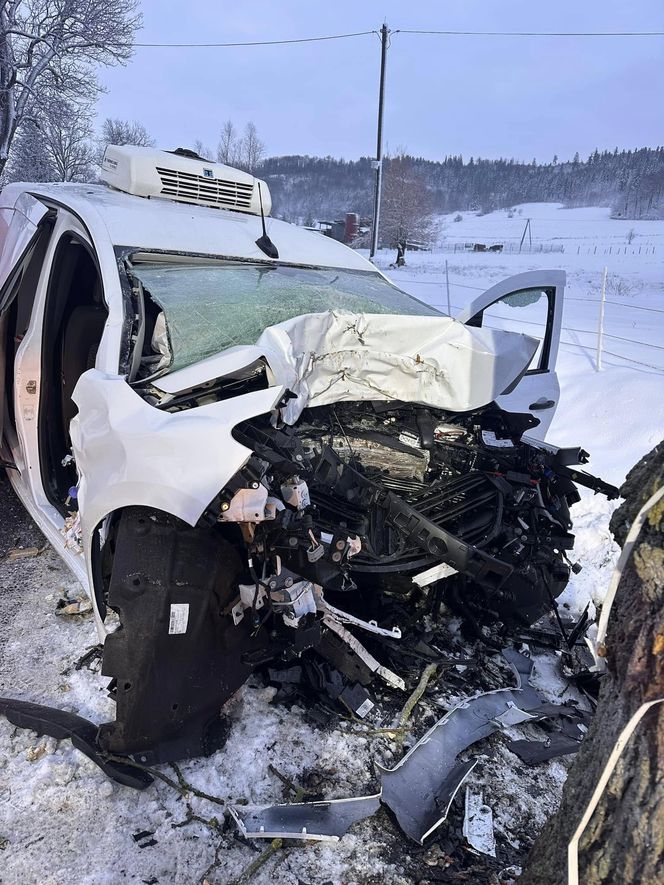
[445,259,452,316]
[596,266,607,371]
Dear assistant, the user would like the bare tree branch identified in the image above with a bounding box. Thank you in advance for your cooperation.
[0,0,141,173]
[380,151,439,252]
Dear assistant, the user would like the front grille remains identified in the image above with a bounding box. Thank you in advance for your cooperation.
[156,166,254,210]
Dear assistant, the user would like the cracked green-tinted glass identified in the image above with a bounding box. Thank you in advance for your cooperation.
[129,261,441,372]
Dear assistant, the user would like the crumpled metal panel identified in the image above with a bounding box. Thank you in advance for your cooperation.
[70,371,284,636]
[70,372,284,535]
[152,310,538,424]
[255,311,539,423]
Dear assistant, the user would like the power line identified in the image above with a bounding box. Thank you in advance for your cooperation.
[397,29,664,38]
[421,306,664,369]
[557,340,664,370]
[600,330,664,351]
[599,348,664,372]
[131,30,376,48]
[604,299,664,314]
[395,275,487,290]
[122,26,664,49]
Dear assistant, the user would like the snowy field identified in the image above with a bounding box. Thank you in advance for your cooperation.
[1,203,663,885]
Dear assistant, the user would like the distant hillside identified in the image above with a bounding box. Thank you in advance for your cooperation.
[259,148,664,224]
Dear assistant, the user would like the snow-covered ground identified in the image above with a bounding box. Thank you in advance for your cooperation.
[1,203,662,884]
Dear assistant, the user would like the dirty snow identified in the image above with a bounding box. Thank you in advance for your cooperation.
[1,203,663,884]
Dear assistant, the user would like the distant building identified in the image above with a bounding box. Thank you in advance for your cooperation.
[305,213,363,245]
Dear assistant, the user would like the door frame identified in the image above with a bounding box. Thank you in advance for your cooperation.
[457,270,566,437]
[456,269,565,375]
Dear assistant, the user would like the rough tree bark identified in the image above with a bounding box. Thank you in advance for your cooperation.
[522,441,664,885]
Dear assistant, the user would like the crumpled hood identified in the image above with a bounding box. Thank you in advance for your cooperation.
[155,310,539,423]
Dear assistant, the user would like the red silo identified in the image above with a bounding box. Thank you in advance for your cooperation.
[344,213,360,244]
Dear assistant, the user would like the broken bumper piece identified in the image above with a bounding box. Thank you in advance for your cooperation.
[378,650,582,843]
[506,732,583,764]
[378,686,537,843]
[229,794,382,841]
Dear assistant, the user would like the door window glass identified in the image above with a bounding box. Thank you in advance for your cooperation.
[477,289,550,371]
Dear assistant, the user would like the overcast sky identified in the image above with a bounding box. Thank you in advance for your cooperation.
[95,0,664,163]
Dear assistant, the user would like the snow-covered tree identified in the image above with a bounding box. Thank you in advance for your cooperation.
[3,113,53,180]
[5,94,95,182]
[42,100,95,181]
[101,118,154,149]
[379,151,437,249]
[0,0,141,177]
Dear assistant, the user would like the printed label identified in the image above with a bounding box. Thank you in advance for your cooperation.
[481,430,514,448]
[356,698,375,718]
[168,603,189,635]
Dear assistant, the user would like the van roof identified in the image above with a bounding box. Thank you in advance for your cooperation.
[0,182,372,272]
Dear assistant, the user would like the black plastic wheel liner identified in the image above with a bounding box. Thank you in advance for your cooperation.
[0,697,153,790]
[98,506,273,765]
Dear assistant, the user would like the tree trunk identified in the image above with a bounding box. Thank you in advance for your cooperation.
[521,441,664,885]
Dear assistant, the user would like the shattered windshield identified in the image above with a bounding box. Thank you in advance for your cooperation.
[127,259,442,374]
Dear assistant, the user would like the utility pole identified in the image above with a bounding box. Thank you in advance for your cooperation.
[370,23,389,259]
[519,218,532,252]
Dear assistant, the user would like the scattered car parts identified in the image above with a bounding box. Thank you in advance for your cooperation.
[378,656,543,844]
[227,651,588,845]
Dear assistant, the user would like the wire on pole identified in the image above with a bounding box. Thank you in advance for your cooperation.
[396,29,664,38]
[131,31,377,48]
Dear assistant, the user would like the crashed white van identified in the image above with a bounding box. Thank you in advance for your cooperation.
[0,146,616,766]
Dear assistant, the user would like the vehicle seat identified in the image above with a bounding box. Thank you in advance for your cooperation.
[61,305,107,433]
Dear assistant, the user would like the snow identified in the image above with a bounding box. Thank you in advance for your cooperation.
[2,203,663,883]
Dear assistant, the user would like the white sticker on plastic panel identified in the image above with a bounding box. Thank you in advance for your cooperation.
[481,430,514,448]
[356,698,375,718]
[168,603,190,635]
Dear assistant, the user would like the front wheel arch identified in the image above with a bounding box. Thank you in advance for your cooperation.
[95,505,269,763]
